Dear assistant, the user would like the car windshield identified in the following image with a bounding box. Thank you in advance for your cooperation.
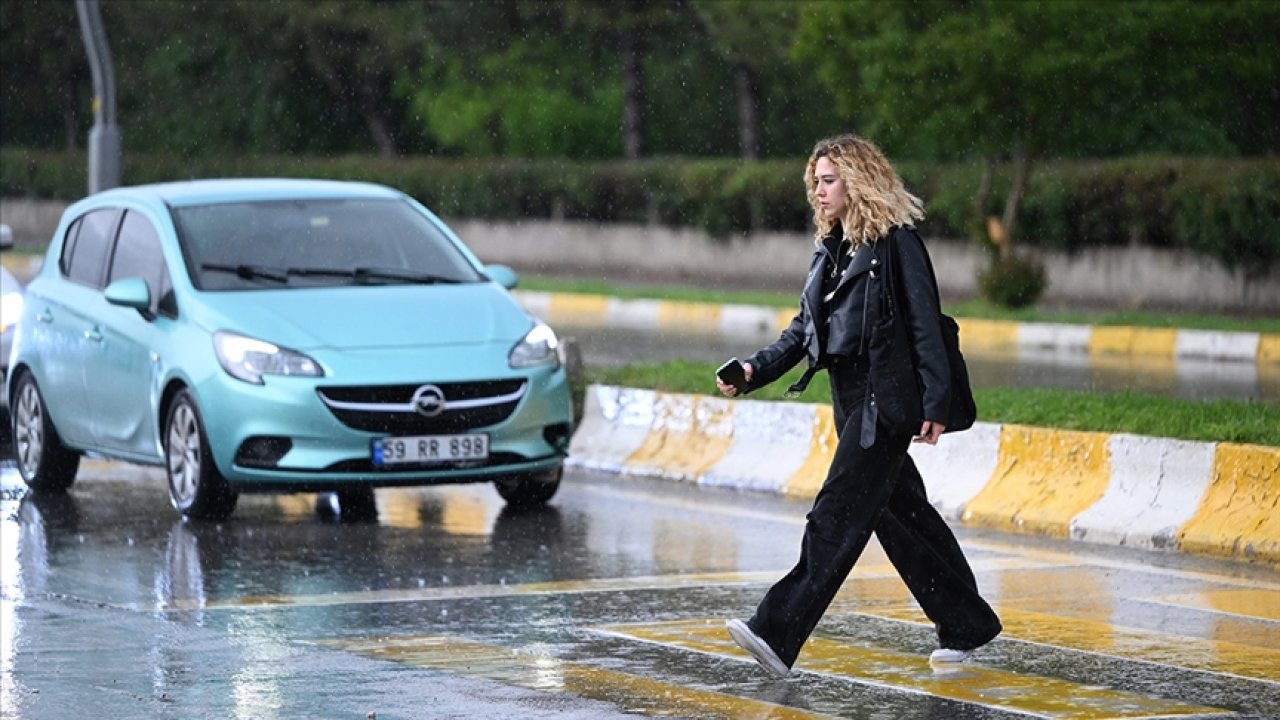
[172,198,484,291]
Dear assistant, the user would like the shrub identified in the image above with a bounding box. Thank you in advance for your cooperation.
[978,254,1049,308]
[2,147,1275,274]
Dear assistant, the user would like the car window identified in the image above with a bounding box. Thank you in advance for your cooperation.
[172,198,484,291]
[58,217,83,275]
[110,210,173,313]
[64,209,121,289]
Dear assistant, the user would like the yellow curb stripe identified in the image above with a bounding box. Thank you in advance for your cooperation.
[1089,326,1178,358]
[774,308,798,333]
[622,393,734,480]
[962,426,1111,538]
[1178,443,1280,566]
[546,292,609,325]
[605,619,1226,719]
[312,635,829,720]
[782,405,836,498]
[867,605,1280,685]
[956,318,1019,354]
[655,300,721,332]
[1257,334,1280,366]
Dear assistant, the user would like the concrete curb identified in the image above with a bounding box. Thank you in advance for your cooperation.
[568,384,1280,567]
[515,290,1280,369]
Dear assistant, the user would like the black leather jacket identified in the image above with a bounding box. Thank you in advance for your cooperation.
[744,225,950,424]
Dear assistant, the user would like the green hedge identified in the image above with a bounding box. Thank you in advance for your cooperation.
[3,147,1276,272]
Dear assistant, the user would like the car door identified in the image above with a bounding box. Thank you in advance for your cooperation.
[90,209,176,460]
[29,208,121,447]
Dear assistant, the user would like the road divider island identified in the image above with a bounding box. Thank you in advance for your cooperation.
[568,384,1280,567]
[515,291,1280,370]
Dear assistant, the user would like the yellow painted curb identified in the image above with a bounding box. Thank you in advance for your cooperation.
[956,318,1019,354]
[962,425,1112,538]
[624,393,734,480]
[656,300,720,332]
[546,293,608,325]
[1178,443,1280,565]
[783,405,836,498]
[774,308,797,333]
[1089,326,1178,358]
[1258,334,1280,366]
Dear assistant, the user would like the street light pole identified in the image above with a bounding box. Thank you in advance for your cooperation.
[76,0,120,194]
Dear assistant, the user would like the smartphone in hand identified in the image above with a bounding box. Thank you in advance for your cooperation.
[717,357,748,393]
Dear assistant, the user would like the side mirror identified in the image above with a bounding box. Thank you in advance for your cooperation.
[0,224,13,251]
[485,264,519,290]
[104,277,152,311]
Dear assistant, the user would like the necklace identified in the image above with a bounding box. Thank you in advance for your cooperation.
[829,239,849,278]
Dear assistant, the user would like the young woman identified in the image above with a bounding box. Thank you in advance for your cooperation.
[717,134,1001,677]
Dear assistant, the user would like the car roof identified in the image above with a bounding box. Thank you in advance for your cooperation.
[87,178,405,208]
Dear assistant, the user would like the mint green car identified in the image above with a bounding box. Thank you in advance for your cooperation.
[7,179,573,520]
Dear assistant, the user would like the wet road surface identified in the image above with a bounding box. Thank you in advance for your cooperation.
[559,324,1280,405]
[2,459,1278,719]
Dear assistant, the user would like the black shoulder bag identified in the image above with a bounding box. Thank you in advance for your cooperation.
[869,231,977,435]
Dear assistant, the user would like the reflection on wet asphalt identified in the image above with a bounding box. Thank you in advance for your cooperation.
[2,460,1279,719]
[558,324,1279,405]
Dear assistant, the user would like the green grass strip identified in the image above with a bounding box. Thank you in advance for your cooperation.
[522,277,1280,334]
[584,360,1280,447]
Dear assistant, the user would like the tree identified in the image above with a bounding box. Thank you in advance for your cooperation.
[563,1,688,160]
[795,0,1280,249]
[690,1,801,159]
[263,1,430,158]
[0,1,87,150]
[406,2,622,157]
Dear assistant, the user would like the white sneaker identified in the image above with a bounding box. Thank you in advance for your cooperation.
[929,648,972,664]
[725,619,790,678]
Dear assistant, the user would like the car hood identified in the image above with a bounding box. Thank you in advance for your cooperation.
[186,283,535,351]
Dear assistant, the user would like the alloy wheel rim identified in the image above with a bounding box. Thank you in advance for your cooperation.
[15,383,44,479]
[167,404,200,503]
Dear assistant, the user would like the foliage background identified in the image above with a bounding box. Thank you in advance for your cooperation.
[1,0,1277,271]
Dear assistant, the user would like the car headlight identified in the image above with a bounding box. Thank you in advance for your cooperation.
[213,331,323,384]
[509,322,559,369]
[0,291,22,334]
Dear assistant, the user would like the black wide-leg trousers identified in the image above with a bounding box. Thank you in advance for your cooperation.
[746,357,1001,668]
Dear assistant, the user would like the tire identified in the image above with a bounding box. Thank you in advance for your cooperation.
[165,389,238,521]
[315,486,379,522]
[11,371,80,493]
[494,465,562,507]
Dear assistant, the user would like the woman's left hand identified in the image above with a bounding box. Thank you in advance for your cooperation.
[914,420,945,445]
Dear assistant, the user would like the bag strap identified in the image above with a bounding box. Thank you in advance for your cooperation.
[878,231,902,320]
[882,226,945,318]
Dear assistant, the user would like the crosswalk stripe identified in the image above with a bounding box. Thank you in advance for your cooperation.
[863,605,1280,684]
[1147,588,1280,623]
[601,619,1229,720]
[309,635,832,720]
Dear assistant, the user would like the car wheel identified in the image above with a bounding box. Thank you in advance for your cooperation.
[316,486,379,522]
[11,371,80,493]
[165,389,238,521]
[494,465,562,507]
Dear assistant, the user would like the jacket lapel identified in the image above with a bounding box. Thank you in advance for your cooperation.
[801,250,825,310]
[831,243,877,297]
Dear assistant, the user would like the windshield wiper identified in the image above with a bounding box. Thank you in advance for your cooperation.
[285,266,462,285]
[200,263,288,283]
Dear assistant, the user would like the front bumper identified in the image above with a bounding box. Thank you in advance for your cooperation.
[192,351,573,490]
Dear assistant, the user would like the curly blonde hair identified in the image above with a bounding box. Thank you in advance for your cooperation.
[805,134,925,248]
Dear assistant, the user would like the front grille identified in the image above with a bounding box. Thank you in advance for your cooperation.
[317,379,526,434]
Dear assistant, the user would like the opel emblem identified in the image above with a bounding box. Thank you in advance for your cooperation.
[411,384,447,417]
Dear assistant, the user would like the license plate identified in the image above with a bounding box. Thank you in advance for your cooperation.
[372,434,489,465]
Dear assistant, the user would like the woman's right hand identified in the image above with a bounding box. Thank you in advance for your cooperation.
[716,362,753,397]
